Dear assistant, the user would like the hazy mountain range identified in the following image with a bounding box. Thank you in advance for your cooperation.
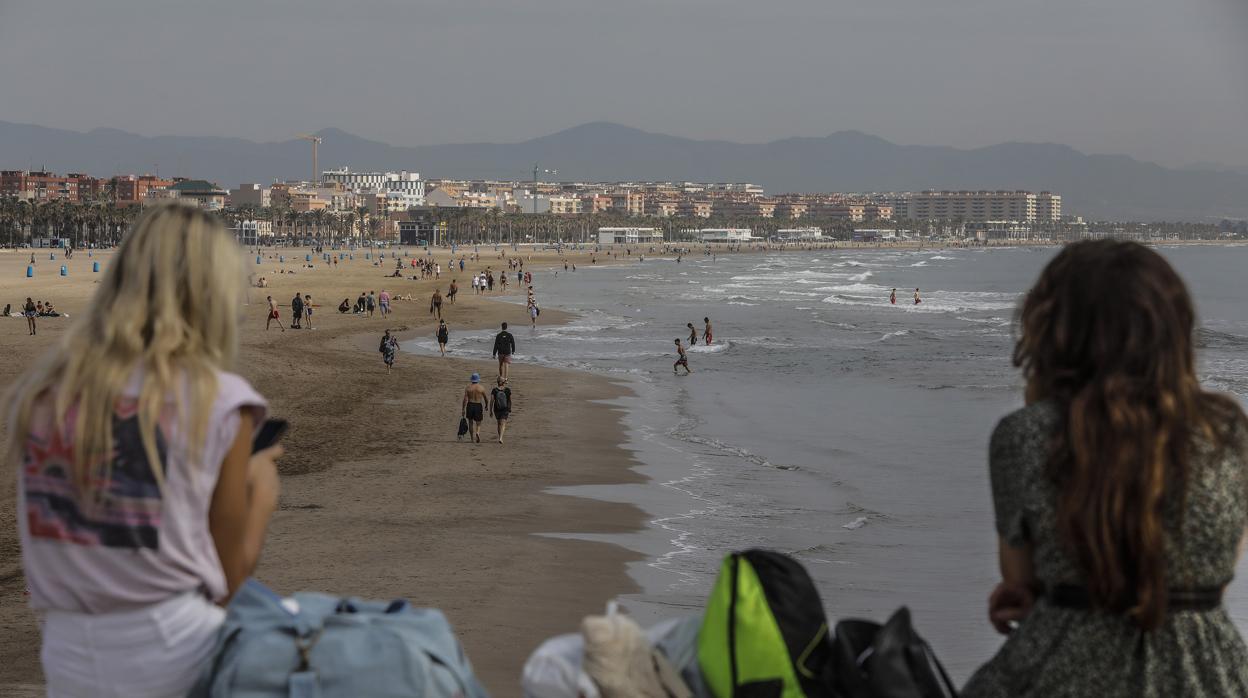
[2,120,1247,222]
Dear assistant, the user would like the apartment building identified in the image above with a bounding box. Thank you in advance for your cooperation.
[610,192,646,216]
[903,190,1060,223]
[548,194,582,215]
[1034,191,1062,222]
[114,175,174,206]
[320,168,425,205]
[229,183,271,208]
[0,170,104,202]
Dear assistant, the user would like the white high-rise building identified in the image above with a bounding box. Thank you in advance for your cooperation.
[321,168,425,205]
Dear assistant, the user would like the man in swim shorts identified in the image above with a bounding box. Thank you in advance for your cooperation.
[687,323,698,346]
[674,338,692,375]
[266,295,284,331]
[493,322,516,379]
[703,317,713,345]
[462,372,488,443]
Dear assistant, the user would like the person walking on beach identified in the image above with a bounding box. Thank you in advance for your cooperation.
[23,297,37,336]
[914,288,922,305]
[448,280,458,304]
[704,317,713,345]
[462,373,487,443]
[890,288,897,305]
[489,377,512,444]
[963,240,1248,697]
[367,291,377,317]
[378,289,391,318]
[290,292,303,329]
[9,204,283,696]
[436,319,449,357]
[687,323,699,346]
[674,338,692,375]
[379,329,399,374]
[303,294,313,329]
[265,295,284,331]
[430,288,444,320]
[493,322,516,380]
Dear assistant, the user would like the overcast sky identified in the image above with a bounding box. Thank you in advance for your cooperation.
[1,0,1245,168]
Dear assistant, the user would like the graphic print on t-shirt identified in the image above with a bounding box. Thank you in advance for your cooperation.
[23,399,166,550]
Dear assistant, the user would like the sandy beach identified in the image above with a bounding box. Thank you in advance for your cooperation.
[0,245,646,695]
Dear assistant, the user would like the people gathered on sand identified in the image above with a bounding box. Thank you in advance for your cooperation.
[963,240,1248,696]
[10,204,282,695]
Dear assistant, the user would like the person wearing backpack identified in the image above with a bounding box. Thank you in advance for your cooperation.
[492,322,516,380]
[489,376,512,444]
[10,205,283,697]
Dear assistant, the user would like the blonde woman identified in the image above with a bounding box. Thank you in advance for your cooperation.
[9,204,283,697]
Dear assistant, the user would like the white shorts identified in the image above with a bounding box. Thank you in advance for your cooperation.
[41,591,225,698]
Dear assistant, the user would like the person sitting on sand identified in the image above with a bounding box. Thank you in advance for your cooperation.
[462,373,488,443]
[2,303,10,317]
[9,204,282,696]
[42,301,59,317]
[338,298,350,314]
[963,241,1248,697]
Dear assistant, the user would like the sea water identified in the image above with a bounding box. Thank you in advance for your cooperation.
[402,245,1248,680]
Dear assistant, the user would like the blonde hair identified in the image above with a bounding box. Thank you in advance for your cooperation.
[6,203,245,494]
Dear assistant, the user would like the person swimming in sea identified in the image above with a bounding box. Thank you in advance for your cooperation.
[687,323,698,346]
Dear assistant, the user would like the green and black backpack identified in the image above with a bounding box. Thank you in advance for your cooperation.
[698,549,835,698]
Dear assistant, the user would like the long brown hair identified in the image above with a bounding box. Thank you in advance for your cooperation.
[1013,240,1243,630]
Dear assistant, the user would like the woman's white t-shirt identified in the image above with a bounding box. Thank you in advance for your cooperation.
[17,369,267,613]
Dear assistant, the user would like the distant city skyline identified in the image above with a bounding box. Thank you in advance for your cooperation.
[0,0,1246,169]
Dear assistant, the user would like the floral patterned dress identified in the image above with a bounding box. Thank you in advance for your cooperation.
[963,401,1248,697]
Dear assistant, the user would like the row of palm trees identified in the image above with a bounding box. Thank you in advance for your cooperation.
[0,197,913,248]
[0,197,144,248]
[21,196,1210,249]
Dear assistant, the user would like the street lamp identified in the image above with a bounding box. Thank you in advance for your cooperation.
[531,164,557,215]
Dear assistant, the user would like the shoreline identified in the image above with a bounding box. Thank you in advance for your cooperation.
[0,248,647,696]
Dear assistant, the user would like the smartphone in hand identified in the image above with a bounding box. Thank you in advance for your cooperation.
[252,418,289,454]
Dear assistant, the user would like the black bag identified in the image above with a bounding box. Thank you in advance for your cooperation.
[831,607,957,698]
[457,417,469,437]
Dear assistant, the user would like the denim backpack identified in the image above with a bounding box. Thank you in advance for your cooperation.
[191,579,489,698]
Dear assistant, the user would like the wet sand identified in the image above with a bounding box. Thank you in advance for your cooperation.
[0,246,643,695]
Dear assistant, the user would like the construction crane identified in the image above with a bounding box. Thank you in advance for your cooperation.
[296,133,323,184]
